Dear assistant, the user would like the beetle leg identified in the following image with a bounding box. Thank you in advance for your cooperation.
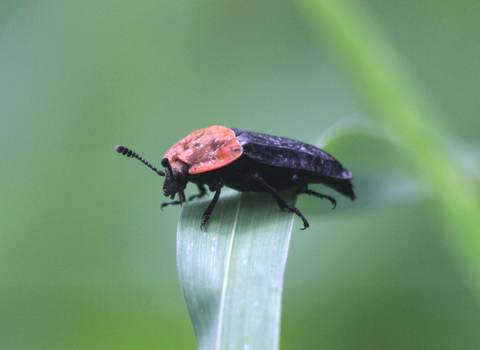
[161,190,186,210]
[292,176,337,209]
[188,184,208,201]
[251,174,310,230]
[299,189,337,209]
[200,180,224,230]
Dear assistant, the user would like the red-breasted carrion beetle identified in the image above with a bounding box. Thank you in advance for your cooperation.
[115,125,355,229]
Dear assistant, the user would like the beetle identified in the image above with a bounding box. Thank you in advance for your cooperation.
[115,125,355,229]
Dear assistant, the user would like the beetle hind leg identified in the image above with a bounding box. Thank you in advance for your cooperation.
[300,189,337,209]
[294,179,337,209]
[251,174,310,230]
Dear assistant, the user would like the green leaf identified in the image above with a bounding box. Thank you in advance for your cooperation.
[177,189,296,350]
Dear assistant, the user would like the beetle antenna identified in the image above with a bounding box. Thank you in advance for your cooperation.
[161,158,173,176]
[115,145,165,177]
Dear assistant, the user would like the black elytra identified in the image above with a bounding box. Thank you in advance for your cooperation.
[115,125,355,229]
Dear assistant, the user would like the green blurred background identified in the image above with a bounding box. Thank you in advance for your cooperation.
[2,1,480,349]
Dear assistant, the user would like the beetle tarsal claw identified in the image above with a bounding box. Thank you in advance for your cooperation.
[200,215,210,230]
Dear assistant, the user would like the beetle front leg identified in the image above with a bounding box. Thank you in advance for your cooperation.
[200,180,224,229]
[251,174,310,230]
[161,190,186,210]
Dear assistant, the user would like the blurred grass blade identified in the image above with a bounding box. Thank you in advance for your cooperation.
[294,0,480,287]
[177,189,296,350]
[319,117,425,207]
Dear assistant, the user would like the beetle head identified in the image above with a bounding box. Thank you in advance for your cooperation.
[115,145,190,200]
[161,158,189,199]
